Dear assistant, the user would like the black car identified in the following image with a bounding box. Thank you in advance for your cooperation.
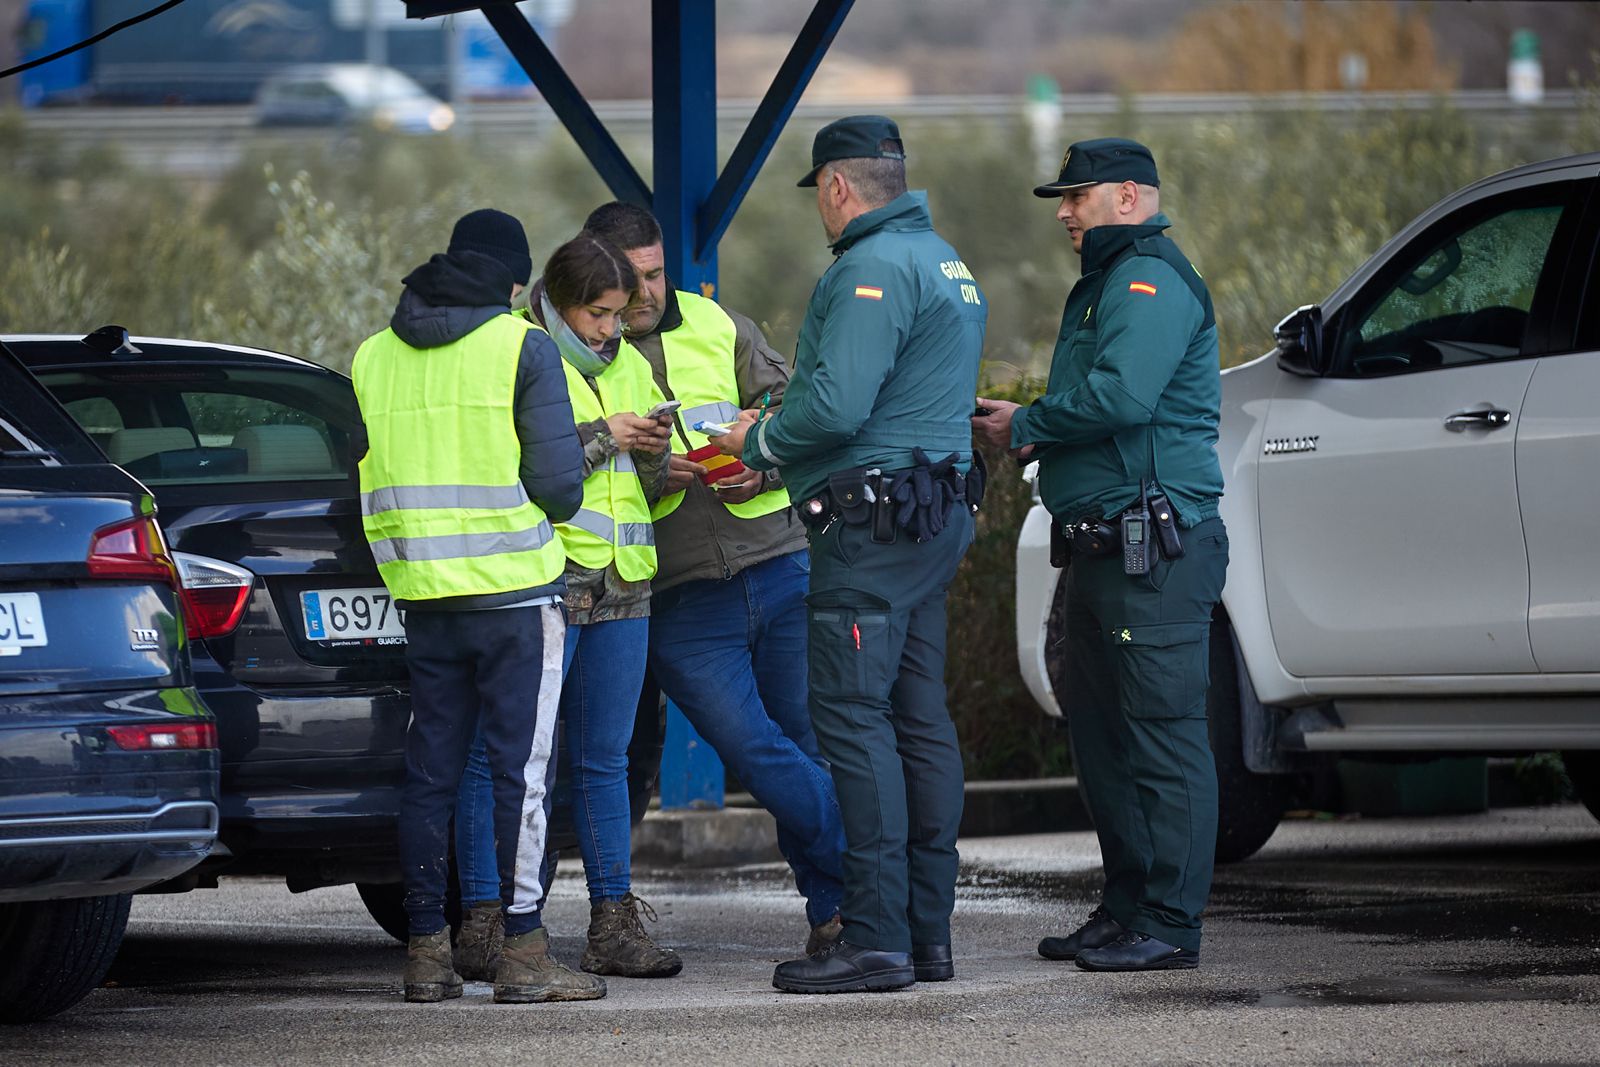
[8,328,662,940]
[0,341,219,1023]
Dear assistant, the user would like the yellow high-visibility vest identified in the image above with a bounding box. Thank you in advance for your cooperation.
[650,291,790,522]
[352,314,564,600]
[557,340,660,581]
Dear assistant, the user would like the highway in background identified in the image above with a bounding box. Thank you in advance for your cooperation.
[12,89,1586,178]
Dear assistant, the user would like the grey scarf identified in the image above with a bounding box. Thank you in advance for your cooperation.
[539,289,617,379]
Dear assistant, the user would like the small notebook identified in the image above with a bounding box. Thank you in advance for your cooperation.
[685,443,747,484]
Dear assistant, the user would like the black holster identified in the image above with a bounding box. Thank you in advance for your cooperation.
[825,468,874,527]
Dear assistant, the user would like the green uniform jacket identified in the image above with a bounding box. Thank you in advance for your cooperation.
[742,191,987,502]
[1011,214,1224,527]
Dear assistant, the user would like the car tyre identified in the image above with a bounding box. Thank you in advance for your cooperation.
[357,880,463,946]
[1206,618,1292,863]
[0,894,132,1024]
[1043,579,1290,863]
[1560,750,1600,823]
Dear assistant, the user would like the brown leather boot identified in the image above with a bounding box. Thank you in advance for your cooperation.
[493,928,607,1003]
[806,913,843,957]
[403,929,464,1003]
[453,900,504,982]
[581,893,683,978]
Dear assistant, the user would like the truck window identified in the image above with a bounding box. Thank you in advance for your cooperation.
[1333,185,1571,378]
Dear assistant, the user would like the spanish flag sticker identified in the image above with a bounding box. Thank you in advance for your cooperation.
[1129,282,1158,296]
[854,285,884,300]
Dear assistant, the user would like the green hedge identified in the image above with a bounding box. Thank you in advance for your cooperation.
[944,377,1071,780]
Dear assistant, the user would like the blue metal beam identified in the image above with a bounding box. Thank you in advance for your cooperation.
[652,0,719,298]
[482,5,650,208]
[695,0,856,261]
[652,0,725,806]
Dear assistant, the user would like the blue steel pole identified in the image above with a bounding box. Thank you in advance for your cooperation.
[652,0,725,809]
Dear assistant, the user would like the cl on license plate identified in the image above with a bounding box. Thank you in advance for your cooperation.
[0,592,47,655]
[300,588,406,643]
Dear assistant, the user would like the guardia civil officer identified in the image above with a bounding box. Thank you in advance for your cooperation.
[716,115,988,993]
[350,209,594,1002]
[973,139,1228,972]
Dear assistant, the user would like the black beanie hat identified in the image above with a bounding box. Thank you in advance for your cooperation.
[447,208,533,285]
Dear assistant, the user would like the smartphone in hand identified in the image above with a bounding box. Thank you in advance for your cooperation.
[644,399,682,420]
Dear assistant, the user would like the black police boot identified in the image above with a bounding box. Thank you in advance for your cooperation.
[1037,906,1125,961]
[912,944,953,982]
[772,940,915,994]
[1074,931,1198,972]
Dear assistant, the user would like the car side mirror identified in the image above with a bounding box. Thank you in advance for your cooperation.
[1274,304,1326,377]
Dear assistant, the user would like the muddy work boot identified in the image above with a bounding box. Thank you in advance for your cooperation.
[404,929,464,1003]
[493,927,607,1003]
[581,893,683,978]
[453,900,505,982]
[806,913,843,958]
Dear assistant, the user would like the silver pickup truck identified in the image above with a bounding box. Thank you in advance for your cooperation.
[1015,151,1600,861]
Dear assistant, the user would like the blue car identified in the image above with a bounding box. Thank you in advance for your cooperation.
[8,328,662,941]
[0,340,219,1023]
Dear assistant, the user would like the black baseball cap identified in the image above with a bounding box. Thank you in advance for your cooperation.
[798,115,906,187]
[1032,137,1160,198]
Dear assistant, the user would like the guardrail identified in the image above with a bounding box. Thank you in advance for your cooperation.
[9,90,1583,176]
[17,88,1583,131]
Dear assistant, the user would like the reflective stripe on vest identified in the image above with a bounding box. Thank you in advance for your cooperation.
[352,314,565,600]
[650,291,790,522]
[362,483,529,513]
[556,341,659,581]
[369,521,557,566]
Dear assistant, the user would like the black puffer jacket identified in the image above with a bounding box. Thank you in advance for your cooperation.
[358,249,586,611]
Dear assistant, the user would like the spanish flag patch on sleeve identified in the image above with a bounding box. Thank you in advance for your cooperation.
[854,285,884,300]
[1128,282,1158,296]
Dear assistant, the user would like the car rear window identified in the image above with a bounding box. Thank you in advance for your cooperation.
[32,363,359,487]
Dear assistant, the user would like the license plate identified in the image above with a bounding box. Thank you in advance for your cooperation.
[0,592,48,653]
[300,588,406,643]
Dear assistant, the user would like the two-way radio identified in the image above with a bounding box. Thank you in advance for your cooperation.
[1122,488,1152,576]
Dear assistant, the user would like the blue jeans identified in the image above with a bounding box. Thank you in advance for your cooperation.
[458,616,646,906]
[649,551,845,927]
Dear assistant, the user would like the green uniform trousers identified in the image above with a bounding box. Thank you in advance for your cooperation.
[804,506,975,953]
[1062,516,1228,953]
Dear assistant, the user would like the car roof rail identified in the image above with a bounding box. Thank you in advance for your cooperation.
[82,325,143,359]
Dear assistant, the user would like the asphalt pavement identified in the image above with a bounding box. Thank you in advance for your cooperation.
[7,806,1600,1066]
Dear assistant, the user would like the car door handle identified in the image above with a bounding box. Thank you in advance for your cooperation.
[1444,408,1512,432]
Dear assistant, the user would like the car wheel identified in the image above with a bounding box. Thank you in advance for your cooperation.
[0,894,132,1024]
[1207,618,1293,863]
[1560,751,1600,823]
[357,878,462,946]
[1043,579,1290,863]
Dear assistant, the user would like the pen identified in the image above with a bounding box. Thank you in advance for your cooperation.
[755,391,771,427]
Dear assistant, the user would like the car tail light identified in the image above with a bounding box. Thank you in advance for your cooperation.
[173,552,254,640]
[87,515,178,586]
[106,721,218,750]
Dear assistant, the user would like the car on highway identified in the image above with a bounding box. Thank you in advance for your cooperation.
[254,64,456,134]
[7,328,662,941]
[0,340,219,1023]
[1015,152,1600,861]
